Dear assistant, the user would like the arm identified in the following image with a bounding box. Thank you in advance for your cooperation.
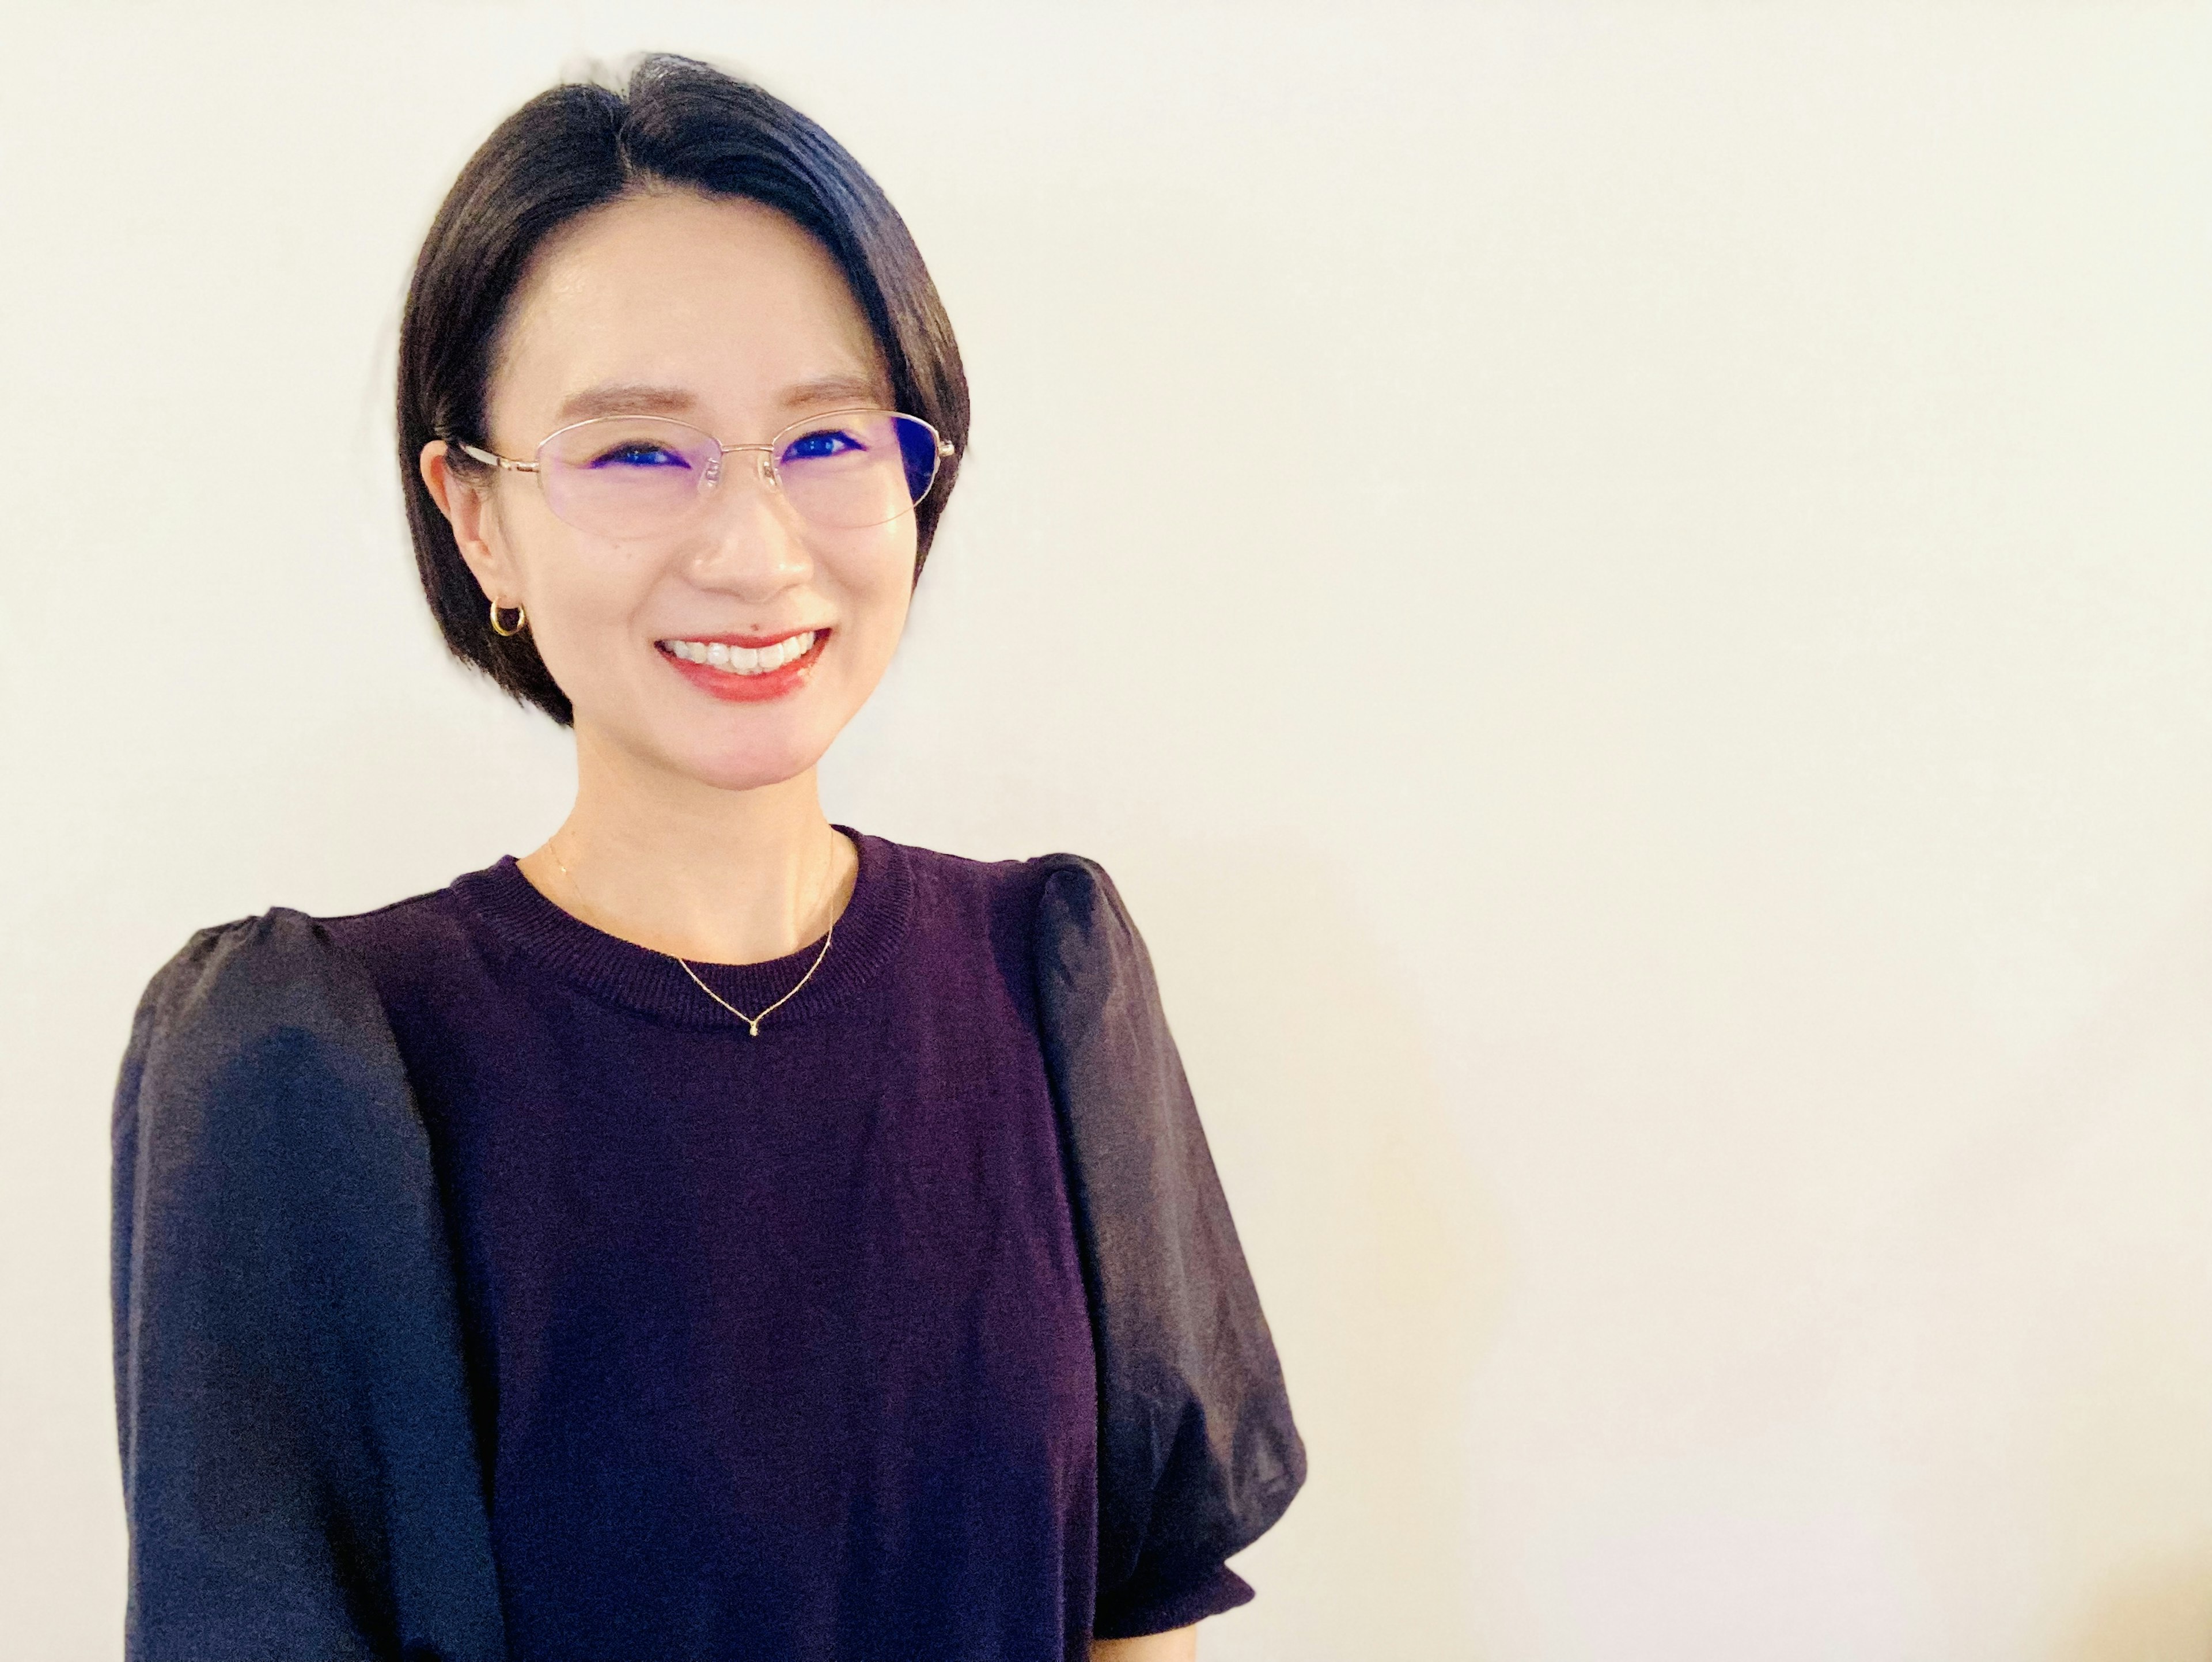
[1032,855,1306,1640]
[1094,1626,1199,1661]
[113,911,503,1661]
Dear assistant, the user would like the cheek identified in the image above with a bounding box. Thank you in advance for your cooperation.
[830,546,915,676]
[836,520,919,611]
[512,539,662,692]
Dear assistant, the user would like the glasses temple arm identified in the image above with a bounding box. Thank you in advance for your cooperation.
[451,438,537,473]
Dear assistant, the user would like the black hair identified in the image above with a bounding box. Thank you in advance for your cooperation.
[397,53,968,726]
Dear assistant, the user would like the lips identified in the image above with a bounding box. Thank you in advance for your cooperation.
[660,629,817,676]
[656,628,827,703]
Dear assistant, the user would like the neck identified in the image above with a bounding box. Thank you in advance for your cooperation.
[516,725,858,966]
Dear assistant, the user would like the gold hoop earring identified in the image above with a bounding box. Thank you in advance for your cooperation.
[489,599,527,637]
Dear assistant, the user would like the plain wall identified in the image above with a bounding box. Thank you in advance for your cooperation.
[6,3,2212,1657]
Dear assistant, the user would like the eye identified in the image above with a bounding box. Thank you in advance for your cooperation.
[779,426,866,464]
[587,440,692,471]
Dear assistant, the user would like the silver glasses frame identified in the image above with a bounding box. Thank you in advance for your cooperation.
[450,406,957,529]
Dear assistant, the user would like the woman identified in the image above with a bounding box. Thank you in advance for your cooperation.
[109,53,1303,1662]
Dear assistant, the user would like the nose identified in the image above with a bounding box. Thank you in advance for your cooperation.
[683,448,812,601]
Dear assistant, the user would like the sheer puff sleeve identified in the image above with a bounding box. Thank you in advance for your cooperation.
[111,910,503,1662]
[1030,856,1308,1640]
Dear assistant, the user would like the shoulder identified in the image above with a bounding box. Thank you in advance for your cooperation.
[1024,851,1134,943]
[887,843,1161,1043]
[132,908,384,1053]
[1021,856,1162,1048]
[116,907,426,1180]
[121,867,484,1111]
[134,877,466,1042]
[313,881,484,1015]
[855,834,1138,949]
[850,836,1153,1026]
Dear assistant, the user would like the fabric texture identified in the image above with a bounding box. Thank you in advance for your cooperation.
[111,911,506,1662]
[110,836,1305,1660]
[324,835,1103,1660]
[1032,859,1308,1638]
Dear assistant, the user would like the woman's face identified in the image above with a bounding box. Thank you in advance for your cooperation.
[425,189,919,792]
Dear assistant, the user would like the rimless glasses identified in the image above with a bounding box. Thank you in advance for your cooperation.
[449,408,956,540]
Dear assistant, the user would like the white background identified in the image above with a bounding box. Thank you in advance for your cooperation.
[6,3,2212,1657]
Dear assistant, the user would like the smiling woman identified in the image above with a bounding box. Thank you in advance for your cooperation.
[109,52,1301,1662]
[419,188,938,789]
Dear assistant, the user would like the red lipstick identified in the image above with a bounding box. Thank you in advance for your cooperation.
[657,629,827,705]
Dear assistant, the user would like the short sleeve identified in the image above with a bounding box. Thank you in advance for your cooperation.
[111,910,504,1662]
[1030,855,1306,1639]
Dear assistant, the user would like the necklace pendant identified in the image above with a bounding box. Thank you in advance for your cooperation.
[748,1020,761,1038]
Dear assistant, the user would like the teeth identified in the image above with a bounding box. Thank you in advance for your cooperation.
[661,631,816,676]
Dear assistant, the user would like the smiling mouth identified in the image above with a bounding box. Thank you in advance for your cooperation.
[656,629,822,676]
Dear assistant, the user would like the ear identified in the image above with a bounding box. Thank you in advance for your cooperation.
[419,439,522,607]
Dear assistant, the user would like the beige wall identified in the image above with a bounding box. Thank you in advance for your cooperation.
[7,4,2212,1657]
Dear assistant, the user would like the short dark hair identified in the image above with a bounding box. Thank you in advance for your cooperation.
[397,54,969,726]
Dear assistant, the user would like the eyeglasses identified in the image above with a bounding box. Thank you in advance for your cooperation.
[450,408,956,540]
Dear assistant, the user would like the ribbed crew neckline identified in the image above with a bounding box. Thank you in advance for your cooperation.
[452,826,912,1029]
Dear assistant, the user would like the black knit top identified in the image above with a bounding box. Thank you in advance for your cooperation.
[111,835,1304,1661]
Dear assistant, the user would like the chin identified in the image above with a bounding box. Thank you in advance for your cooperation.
[672,722,837,794]
[582,665,878,793]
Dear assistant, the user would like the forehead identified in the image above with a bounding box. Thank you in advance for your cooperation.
[488,189,887,436]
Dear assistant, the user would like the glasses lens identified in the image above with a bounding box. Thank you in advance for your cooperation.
[537,418,719,537]
[773,411,944,530]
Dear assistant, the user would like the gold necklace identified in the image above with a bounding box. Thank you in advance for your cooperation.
[546,834,836,1038]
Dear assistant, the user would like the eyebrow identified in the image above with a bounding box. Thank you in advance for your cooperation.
[552,383,700,424]
[775,373,887,411]
[552,373,890,427]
